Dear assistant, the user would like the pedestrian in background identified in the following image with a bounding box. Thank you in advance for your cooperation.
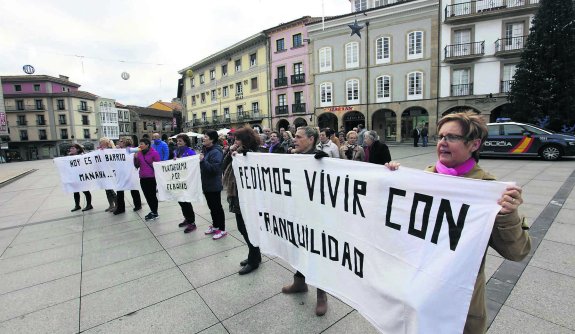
[152,133,169,161]
[68,144,93,212]
[339,130,365,161]
[363,131,391,165]
[421,124,429,147]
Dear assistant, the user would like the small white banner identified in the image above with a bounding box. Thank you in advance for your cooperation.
[54,149,140,193]
[232,153,508,334]
[153,156,204,204]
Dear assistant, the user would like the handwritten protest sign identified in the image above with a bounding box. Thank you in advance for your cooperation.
[232,153,507,334]
[154,156,204,203]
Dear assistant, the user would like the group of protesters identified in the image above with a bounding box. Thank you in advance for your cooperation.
[66,112,531,332]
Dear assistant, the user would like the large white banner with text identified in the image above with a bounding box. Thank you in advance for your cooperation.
[154,156,204,203]
[232,153,508,334]
[54,149,140,193]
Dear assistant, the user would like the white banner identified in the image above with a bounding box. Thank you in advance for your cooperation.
[54,149,140,193]
[153,156,204,204]
[232,153,508,334]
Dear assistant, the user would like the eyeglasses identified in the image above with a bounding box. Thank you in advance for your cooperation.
[437,134,468,143]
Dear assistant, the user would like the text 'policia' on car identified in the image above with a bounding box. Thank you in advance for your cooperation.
[480,121,575,161]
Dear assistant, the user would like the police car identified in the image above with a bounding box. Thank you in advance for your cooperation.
[480,121,575,161]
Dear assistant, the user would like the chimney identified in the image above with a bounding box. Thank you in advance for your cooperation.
[59,75,69,80]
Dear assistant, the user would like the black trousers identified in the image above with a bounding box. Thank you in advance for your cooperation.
[178,202,195,222]
[116,190,142,211]
[73,191,91,206]
[204,191,225,231]
[236,212,261,266]
[140,178,158,213]
[413,137,419,147]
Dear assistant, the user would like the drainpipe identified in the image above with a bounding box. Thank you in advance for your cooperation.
[365,21,370,130]
[436,1,442,137]
[266,36,273,129]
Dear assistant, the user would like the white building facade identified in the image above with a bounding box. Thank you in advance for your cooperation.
[96,98,119,140]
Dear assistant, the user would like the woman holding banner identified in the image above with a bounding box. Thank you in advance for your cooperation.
[222,127,263,275]
[68,144,93,212]
[114,137,142,215]
[173,134,199,233]
[99,137,118,212]
[134,138,161,221]
[386,111,531,334]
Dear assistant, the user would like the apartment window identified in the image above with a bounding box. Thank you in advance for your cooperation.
[502,64,517,93]
[346,79,360,104]
[223,86,229,98]
[62,87,67,92]
[319,47,332,72]
[36,115,45,125]
[60,128,68,139]
[251,77,258,90]
[143,121,147,130]
[452,68,471,96]
[354,0,367,11]
[211,89,217,101]
[320,82,333,106]
[82,115,89,125]
[200,74,205,84]
[191,77,195,87]
[34,84,40,92]
[222,64,228,76]
[252,102,259,113]
[505,22,525,51]
[293,33,302,48]
[201,93,206,103]
[84,129,90,139]
[376,37,391,64]
[278,94,287,106]
[224,107,230,120]
[346,42,359,68]
[212,110,217,119]
[210,69,215,80]
[277,66,286,78]
[16,100,24,110]
[191,96,196,105]
[80,101,87,111]
[407,71,423,100]
[20,130,28,140]
[408,31,423,60]
[17,115,26,126]
[237,105,244,116]
[250,53,257,67]
[236,82,243,95]
[293,63,303,75]
[35,99,43,110]
[276,38,285,52]
[39,129,47,140]
[294,91,303,105]
[235,59,242,72]
[57,99,65,110]
[59,114,67,125]
[14,85,22,92]
[376,75,391,102]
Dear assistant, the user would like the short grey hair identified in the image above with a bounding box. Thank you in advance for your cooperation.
[298,126,319,147]
[365,130,379,141]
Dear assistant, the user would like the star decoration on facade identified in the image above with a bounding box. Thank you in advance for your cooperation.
[348,19,364,38]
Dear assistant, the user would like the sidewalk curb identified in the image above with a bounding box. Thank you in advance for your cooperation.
[0,169,38,189]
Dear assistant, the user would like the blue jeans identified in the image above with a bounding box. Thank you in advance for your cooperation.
[422,136,428,147]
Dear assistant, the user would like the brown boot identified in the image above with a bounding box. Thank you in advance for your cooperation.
[315,289,328,316]
[281,275,308,294]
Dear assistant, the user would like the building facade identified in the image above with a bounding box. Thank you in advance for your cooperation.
[1,75,98,160]
[439,0,539,122]
[126,105,173,141]
[116,103,132,139]
[179,33,270,133]
[309,0,439,142]
[96,97,119,140]
[266,17,317,131]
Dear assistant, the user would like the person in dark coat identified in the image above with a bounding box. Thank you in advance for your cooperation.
[412,126,421,147]
[200,130,227,240]
[267,131,284,153]
[363,130,392,165]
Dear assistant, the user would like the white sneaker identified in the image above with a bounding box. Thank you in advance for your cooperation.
[212,230,227,240]
[204,226,218,235]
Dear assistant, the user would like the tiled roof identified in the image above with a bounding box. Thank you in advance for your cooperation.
[157,101,182,111]
[3,90,99,100]
[125,105,173,118]
[0,75,81,87]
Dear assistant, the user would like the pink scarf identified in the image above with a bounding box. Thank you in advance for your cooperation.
[435,158,476,176]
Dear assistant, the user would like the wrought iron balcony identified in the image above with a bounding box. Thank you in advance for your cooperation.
[5,105,46,112]
[495,36,526,55]
[500,80,513,93]
[274,77,288,87]
[275,105,289,115]
[17,120,27,126]
[451,83,474,96]
[61,134,69,139]
[291,73,305,85]
[20,135,29,141]
[78,105,93,112]
[39,135,47,140]
[444,41,484,61]
[445,0,539,23]
[82,120,90,125]
[59,120,67,125]
[36,120,46,125]
[292,103,306,114]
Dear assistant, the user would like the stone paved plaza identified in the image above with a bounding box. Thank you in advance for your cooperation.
[0,145,574,333]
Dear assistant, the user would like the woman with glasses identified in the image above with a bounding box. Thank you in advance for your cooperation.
[386,112,531,334]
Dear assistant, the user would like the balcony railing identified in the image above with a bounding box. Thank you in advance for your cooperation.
[445,0,539,20]
[17,120,27,126]
[5,105,46,112]
[61,135,69,139]
[20,136,29,141]
[291,73,305,85]
[274,77,288,87]
[495,36,526,54]
[444,41,484,60]
[187,111,265,128]
[501,80,513,93]
[59,120,67,125]
[292,103,306,114]
[77,105,93,112]
[82,121,90,125]
[451,83,474,96]
[37,120,46,125]
[276,105,289,115]
[39,135,47,140]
